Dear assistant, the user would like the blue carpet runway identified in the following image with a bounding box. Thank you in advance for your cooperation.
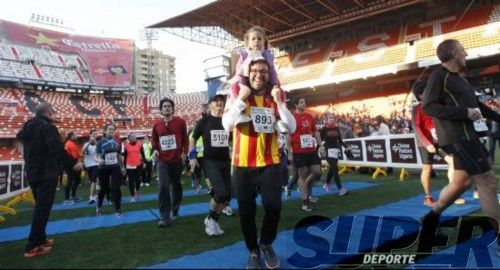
[50,189,205,211]
[0,182,377,243]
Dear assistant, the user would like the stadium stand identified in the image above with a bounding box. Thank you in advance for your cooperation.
[0,87,206,142]
[275,4,500,87]
[0,41,92,85]
[0,42,16,60]
[0,146,22,160]
[14,44,62,66]
[37,65,81,83]
[0,59,18,77]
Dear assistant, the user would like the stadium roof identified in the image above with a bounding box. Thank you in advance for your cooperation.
[148,0,426,49]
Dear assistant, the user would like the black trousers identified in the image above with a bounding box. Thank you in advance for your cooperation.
[204,159,231,203]
[326,158,342,189]
[142,161,152,184]
[26,178,58,252]
[232,164,282,251]
[126,167,142,196]
[97,166,122,211]
[157,160,183,219]
[64,167,81,200]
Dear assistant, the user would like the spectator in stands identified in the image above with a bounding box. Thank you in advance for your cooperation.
[359,117,372,137]
[82,129,99,205]
[420,39,500,246]
[338,119,355,139]
[290,97,325,212]
[371,115,390,136]
[229,25,284,124]
[141,135,153,187]
[152,97,188,227]
[123,133,145,203]
[96,124,123,217]
[320,115,348,195]
[17,103,74,257]
[63,131,83,205]
[222,57,296,269]
[353,123,364,138]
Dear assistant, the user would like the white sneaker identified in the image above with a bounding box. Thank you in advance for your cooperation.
[63,199,75,205]
[302,204,313,212]
[473,191,479,199]
[130,196,136,203]
[204,217,218,236]
[454,198,465,205]
[309,196,319,203]
[222,206,233,216]
[213,220,225,235]
[338,187,349,196]
[140,183,144,187]
[145,183,150,187]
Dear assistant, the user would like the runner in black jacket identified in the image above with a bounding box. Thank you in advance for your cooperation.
[17,103,75,257]
[420,39,500,246]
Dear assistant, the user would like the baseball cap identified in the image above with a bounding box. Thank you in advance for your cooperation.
[208,94,226,103]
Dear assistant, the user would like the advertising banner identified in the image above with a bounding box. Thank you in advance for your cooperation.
[0,19,134,88]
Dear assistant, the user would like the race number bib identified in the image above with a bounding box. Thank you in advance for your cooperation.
[473,119,488,132]
[160,135,177,151]
[300,134,313,148]
[210,130,229,147]
[250,107,275,133]
[104,152,118,165]
[328,148,340,158]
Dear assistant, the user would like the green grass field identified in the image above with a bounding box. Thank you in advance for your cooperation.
[0,163,497,268]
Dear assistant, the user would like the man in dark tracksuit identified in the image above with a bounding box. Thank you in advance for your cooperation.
[17,103,73,257]
[420,39,500,252]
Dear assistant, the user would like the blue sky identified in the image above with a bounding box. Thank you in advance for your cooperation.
[0,0,227,93]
